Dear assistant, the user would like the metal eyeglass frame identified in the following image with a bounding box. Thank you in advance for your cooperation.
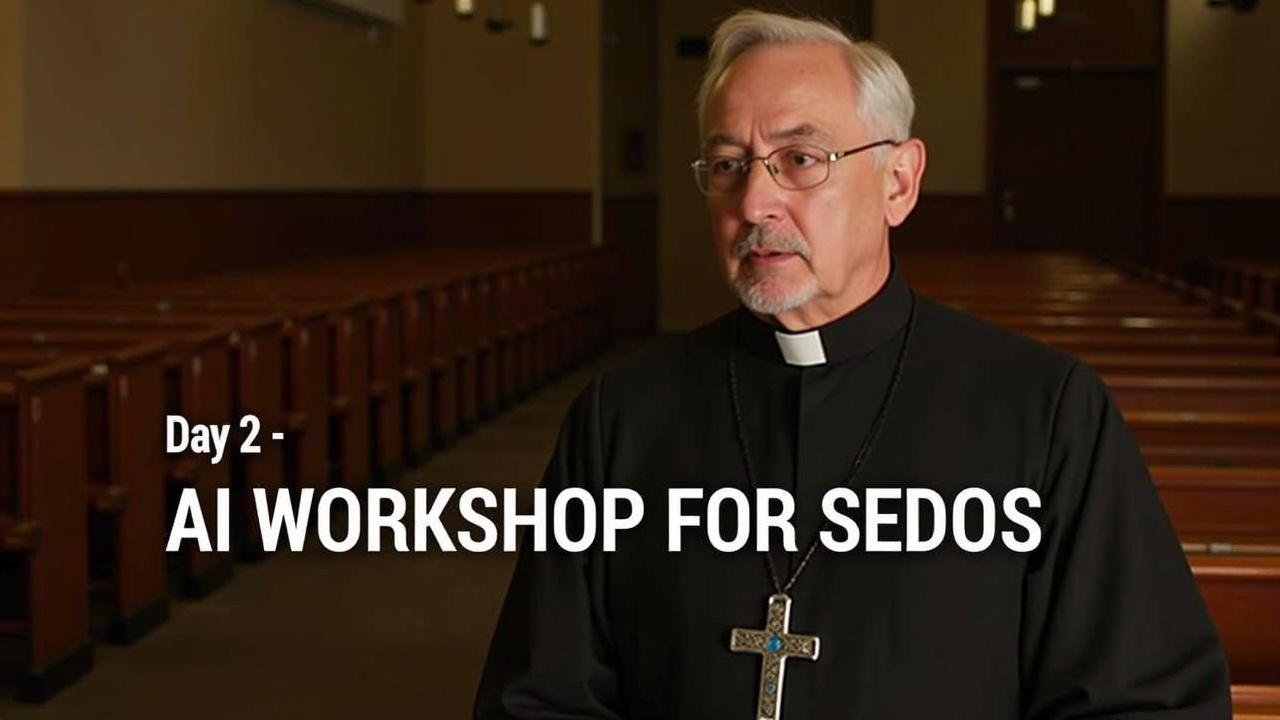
[690,138,900,196]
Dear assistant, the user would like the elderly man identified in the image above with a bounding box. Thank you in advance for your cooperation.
[475,9,1229,719]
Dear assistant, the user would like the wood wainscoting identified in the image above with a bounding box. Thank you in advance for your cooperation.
[0,190,593,303]
[1161,195,1280,278]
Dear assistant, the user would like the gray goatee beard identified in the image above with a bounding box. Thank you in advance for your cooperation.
[730,226,818,315]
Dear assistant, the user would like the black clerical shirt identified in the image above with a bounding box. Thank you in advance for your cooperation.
[474,262,1231,719]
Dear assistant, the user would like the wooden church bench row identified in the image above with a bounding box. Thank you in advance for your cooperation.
[905,251,1280,708]
[14,296,337,492]
[1105,375,1280,413]
[0,344,171,645]
[0,309,286,562]
[0,242,615,702]
[1082,353,1280,378]
[1154,466,1280,547]
[1111,256,1280,339]
[0,327,240,702]
[1209,259,1280,320]
[103,244,614,470]
[1233,683,1280,720]
[0,325,238,595]
[944,298,1217,319]
[1190,553,1280,686]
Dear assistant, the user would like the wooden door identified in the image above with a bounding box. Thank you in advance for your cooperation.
[995,70,1159,256]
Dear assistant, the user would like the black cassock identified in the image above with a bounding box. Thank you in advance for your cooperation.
[474,262,1231,719]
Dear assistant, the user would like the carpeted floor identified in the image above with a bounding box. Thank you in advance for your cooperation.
[0,352,614,720]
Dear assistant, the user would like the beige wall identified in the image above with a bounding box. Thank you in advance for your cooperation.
[657,1,742,332]
[420,0,600,191]
[602,0,658,197]
[877,0,1280,197]
[21,0,423,189]
[0,0,25,188]
[874,0,986,194]
[1166,1,1280,196]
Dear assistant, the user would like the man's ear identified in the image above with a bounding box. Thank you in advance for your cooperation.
[883,139,927,228]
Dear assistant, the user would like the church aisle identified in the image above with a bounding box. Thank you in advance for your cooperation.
[0,351,619,720]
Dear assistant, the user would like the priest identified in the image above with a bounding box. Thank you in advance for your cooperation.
[474,9,1230,719]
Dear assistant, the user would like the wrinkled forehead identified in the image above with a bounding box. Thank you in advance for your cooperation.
[703,42,861,149]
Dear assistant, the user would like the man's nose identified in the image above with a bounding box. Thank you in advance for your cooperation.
[737,159,786,225]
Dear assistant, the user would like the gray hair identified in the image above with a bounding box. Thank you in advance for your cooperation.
[696,10,915,150]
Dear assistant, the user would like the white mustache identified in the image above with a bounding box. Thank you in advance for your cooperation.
[731,227,811,260]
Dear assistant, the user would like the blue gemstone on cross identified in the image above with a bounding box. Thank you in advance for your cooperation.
[729,594,821,720]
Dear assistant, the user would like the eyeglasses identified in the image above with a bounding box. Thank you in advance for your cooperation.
[690,139,899,196]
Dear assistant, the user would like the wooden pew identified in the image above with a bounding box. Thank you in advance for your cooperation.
[0,357,93,701]
[100,242,601,465]
[1029,331,1277,356]
[155,283,390,481]
[1153,466,1280,547]
[944,298,1217,319]
[1106,376,1280,413]
[18,294,332,493]
[253,268,446,458]
[335,246,567,430]
[189,278,405,477]
[1207,260,1280,343]
[0,344,170,647]
[1234,684,1280,720]
[88,288,375,488]
[0,309,284,561]
[1190,553,1280,685]
[0,327,236,598]
[293,244,603,443]
[1211,260,1280,316]
[984,313,1250,335]
[1083,354,1280,378]
[230,265,465,443]
[916,279,1182,299]
[1128,397,1280,477]
[907,252,1280,708]
[1127,411,1280,467]
[420,246,577,399]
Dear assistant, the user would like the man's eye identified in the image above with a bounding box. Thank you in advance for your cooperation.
[710,158,743,175]
[784,150,821,168]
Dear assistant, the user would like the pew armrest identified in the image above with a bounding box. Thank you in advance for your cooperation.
[0,517,41,551]
[331,394,351,418]
[167,458,197,486]
[1254,309,1280,335]
[91,484,129,513]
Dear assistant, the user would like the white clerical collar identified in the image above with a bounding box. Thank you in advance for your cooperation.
[774,329,827,367]
[734,259,911,367]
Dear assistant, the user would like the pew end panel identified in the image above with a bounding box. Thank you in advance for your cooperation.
[0,359,94,701]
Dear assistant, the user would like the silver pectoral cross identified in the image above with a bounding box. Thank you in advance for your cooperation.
[729,593,820,720]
